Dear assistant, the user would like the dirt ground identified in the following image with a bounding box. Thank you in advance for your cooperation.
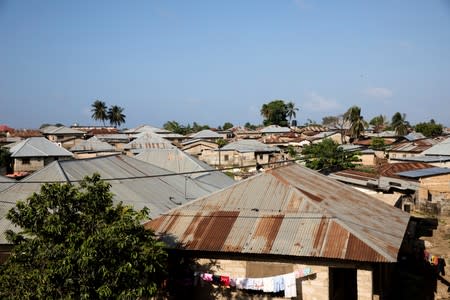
[419,214,450,300]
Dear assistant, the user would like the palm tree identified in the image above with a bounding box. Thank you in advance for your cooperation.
[286,101,299,124]
[108,105,126,128]
[391,112,408,136]
[344,105,366,141]
[369,114,388,133]
[91,100,108,126]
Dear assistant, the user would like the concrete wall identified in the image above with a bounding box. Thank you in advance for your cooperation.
[13,157,44,172]
[417,174,450,215]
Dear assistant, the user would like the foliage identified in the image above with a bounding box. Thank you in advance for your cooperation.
[414,119,443,137]
[0,147,12,173]
[107,105,126,127]
[344,106,366,140]
[91,100,108,126]
[370,137,386,150]
[244,122,258,130]
[216,138,228,148]
[391,112,409,136]
[163,121,210,135]
[260,100,297,127]
[301,139,360,173]
[322,115,340,127]
[0,174,167,299]
[221,122,234,131]
[369,114,388,133]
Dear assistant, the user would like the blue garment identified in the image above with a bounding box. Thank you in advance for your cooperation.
[273,275,285,293]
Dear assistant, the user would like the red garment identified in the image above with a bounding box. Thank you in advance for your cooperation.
[220,275,230,287]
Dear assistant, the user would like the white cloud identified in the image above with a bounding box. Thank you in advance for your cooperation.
[364,87,393,98]
[303,92,340,112]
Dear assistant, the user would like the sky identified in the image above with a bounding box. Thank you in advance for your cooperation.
[1,0,449,129]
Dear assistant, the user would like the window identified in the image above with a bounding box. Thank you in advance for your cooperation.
[224,154,229,161]
[22,158,30,165]
[259,154,264,160]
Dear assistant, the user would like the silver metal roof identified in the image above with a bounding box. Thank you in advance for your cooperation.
[124,132,175,150]
[221,139,281,153]
[0,155,226,244]
[390,155,450,163]
[421,137,450,156]
[41,125,85,135]
[189,129,222,139]
[70,136,116,152]
[9,137,74,158]
[123,124,171,134]
[396,167,450,178]
[135,149,235,189]
[260,125,292,133]
[404,132,426,141]
[0,175,14,192]
[147,163,410,263]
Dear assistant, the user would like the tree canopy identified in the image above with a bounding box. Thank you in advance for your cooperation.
[391,112,409,136]
[108,105,126,127]
[260,100,297,127]
[414,119,443,137]
[344,105,366,140]
[301,139,360,173]
[0,174,167,299]
[91,100,108,126]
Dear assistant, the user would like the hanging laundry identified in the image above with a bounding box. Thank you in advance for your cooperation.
[262,276,274,293]
[283,272,297,298]
[220,275,230,287]
[273,275,285,293]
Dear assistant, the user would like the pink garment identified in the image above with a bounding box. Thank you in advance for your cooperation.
[201,273,213,282]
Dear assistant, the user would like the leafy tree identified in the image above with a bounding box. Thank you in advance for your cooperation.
[244,122,258,130]
[216,138,228,148]
[286,101,299,123]
[163,120,186,135]
[222,122,234,131]
[414,119,443,137]
[391,112,409,136]
[191,122,209,133]
[108,105,126,128]
[260,100,289,127]
[344,106,366,140]
[322,116,340,127]
[301,138,360,173]
[369,114,388,133]
[0,147,12,174]
[91,100,108,126]
[0,174,167,299]
[370,137,386,150]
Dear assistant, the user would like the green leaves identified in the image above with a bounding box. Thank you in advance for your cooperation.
[0,174,167,299]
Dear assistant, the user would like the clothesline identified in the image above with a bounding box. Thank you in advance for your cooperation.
[196,267,313,298]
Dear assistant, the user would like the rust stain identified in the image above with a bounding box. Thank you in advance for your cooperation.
[286,192,302,212]
[322,221,348,258]
[253,215,284,253]
[313,216,329,250]
[182,212,204,238]
[297,187,323,202]
[144,215,166,231]
[194,211,240,251]
[346,233,386,262]
[164,212,181,233]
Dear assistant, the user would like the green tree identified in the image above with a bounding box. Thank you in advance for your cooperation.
[260,100,289,127]
[322,115,340,127]
[163,120,186,135]
[344,106,366,140]
[91,100,108,126]
[108,105,126,128]
[301,139,360,173]
[0,147,12,174]
[414,119,443,137]
[0,174,167,299]
[244,122,258,130]
[370,137,386,150]
[286,101,299,124]
[391,112,409,136]
[222,122,234,131]
[369,114,388,133]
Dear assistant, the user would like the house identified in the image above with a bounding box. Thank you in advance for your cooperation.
[123,132,176,155]
[259,125,292,135]
[387,138,437,162]
[308,131,343,145]
[199,139,282,173]
[5,137,73,174]
[181,139,219,157]
[40,125,85,149]
[188,129,223,141]
[134,148,235,190]
[0,154,232,257]
[421,136,450,158]
[124,124,187,144]
[70,136,119,159]
[146,163,411,300]
[94,133,131,152]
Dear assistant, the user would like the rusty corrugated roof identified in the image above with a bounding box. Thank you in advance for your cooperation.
[146,163,410,263]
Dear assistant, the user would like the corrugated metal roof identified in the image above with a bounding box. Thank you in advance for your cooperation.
[390,155,450,163]
[9,137,74,158]
[0,155,226,244]
[379,162,434,179]
[146,164,410,263]
[41,126,84,135]
[0,175,14,192]
[396,167,450,178]
[135,149,235,189]
[124,132,175,150]
[189,130,222,139]
[70,136,116,152]
[221,139,280,153]
[260,125,292,134]
[422,137,450,156]
[389,139,436,153]
[123,124,171,134]
[404,132,426,141]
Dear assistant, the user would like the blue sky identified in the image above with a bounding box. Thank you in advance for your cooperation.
[1,0,449,129]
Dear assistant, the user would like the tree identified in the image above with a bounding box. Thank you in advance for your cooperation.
[91,100,108,126]
[391,112,409,136]
[244,122,258,130]
[286,101,299,124]
[0,147,12,174]
[222,122,234,131]
[344,106,366,140]
[301,138,360,173]
[370,137,386,151]
[414,119,443,137]
[163,120,186,135]
[322,116,340,127]
[108,105,126,128]
[0,174,167,299]
[369,115,388,133]
[260,100,289,127]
